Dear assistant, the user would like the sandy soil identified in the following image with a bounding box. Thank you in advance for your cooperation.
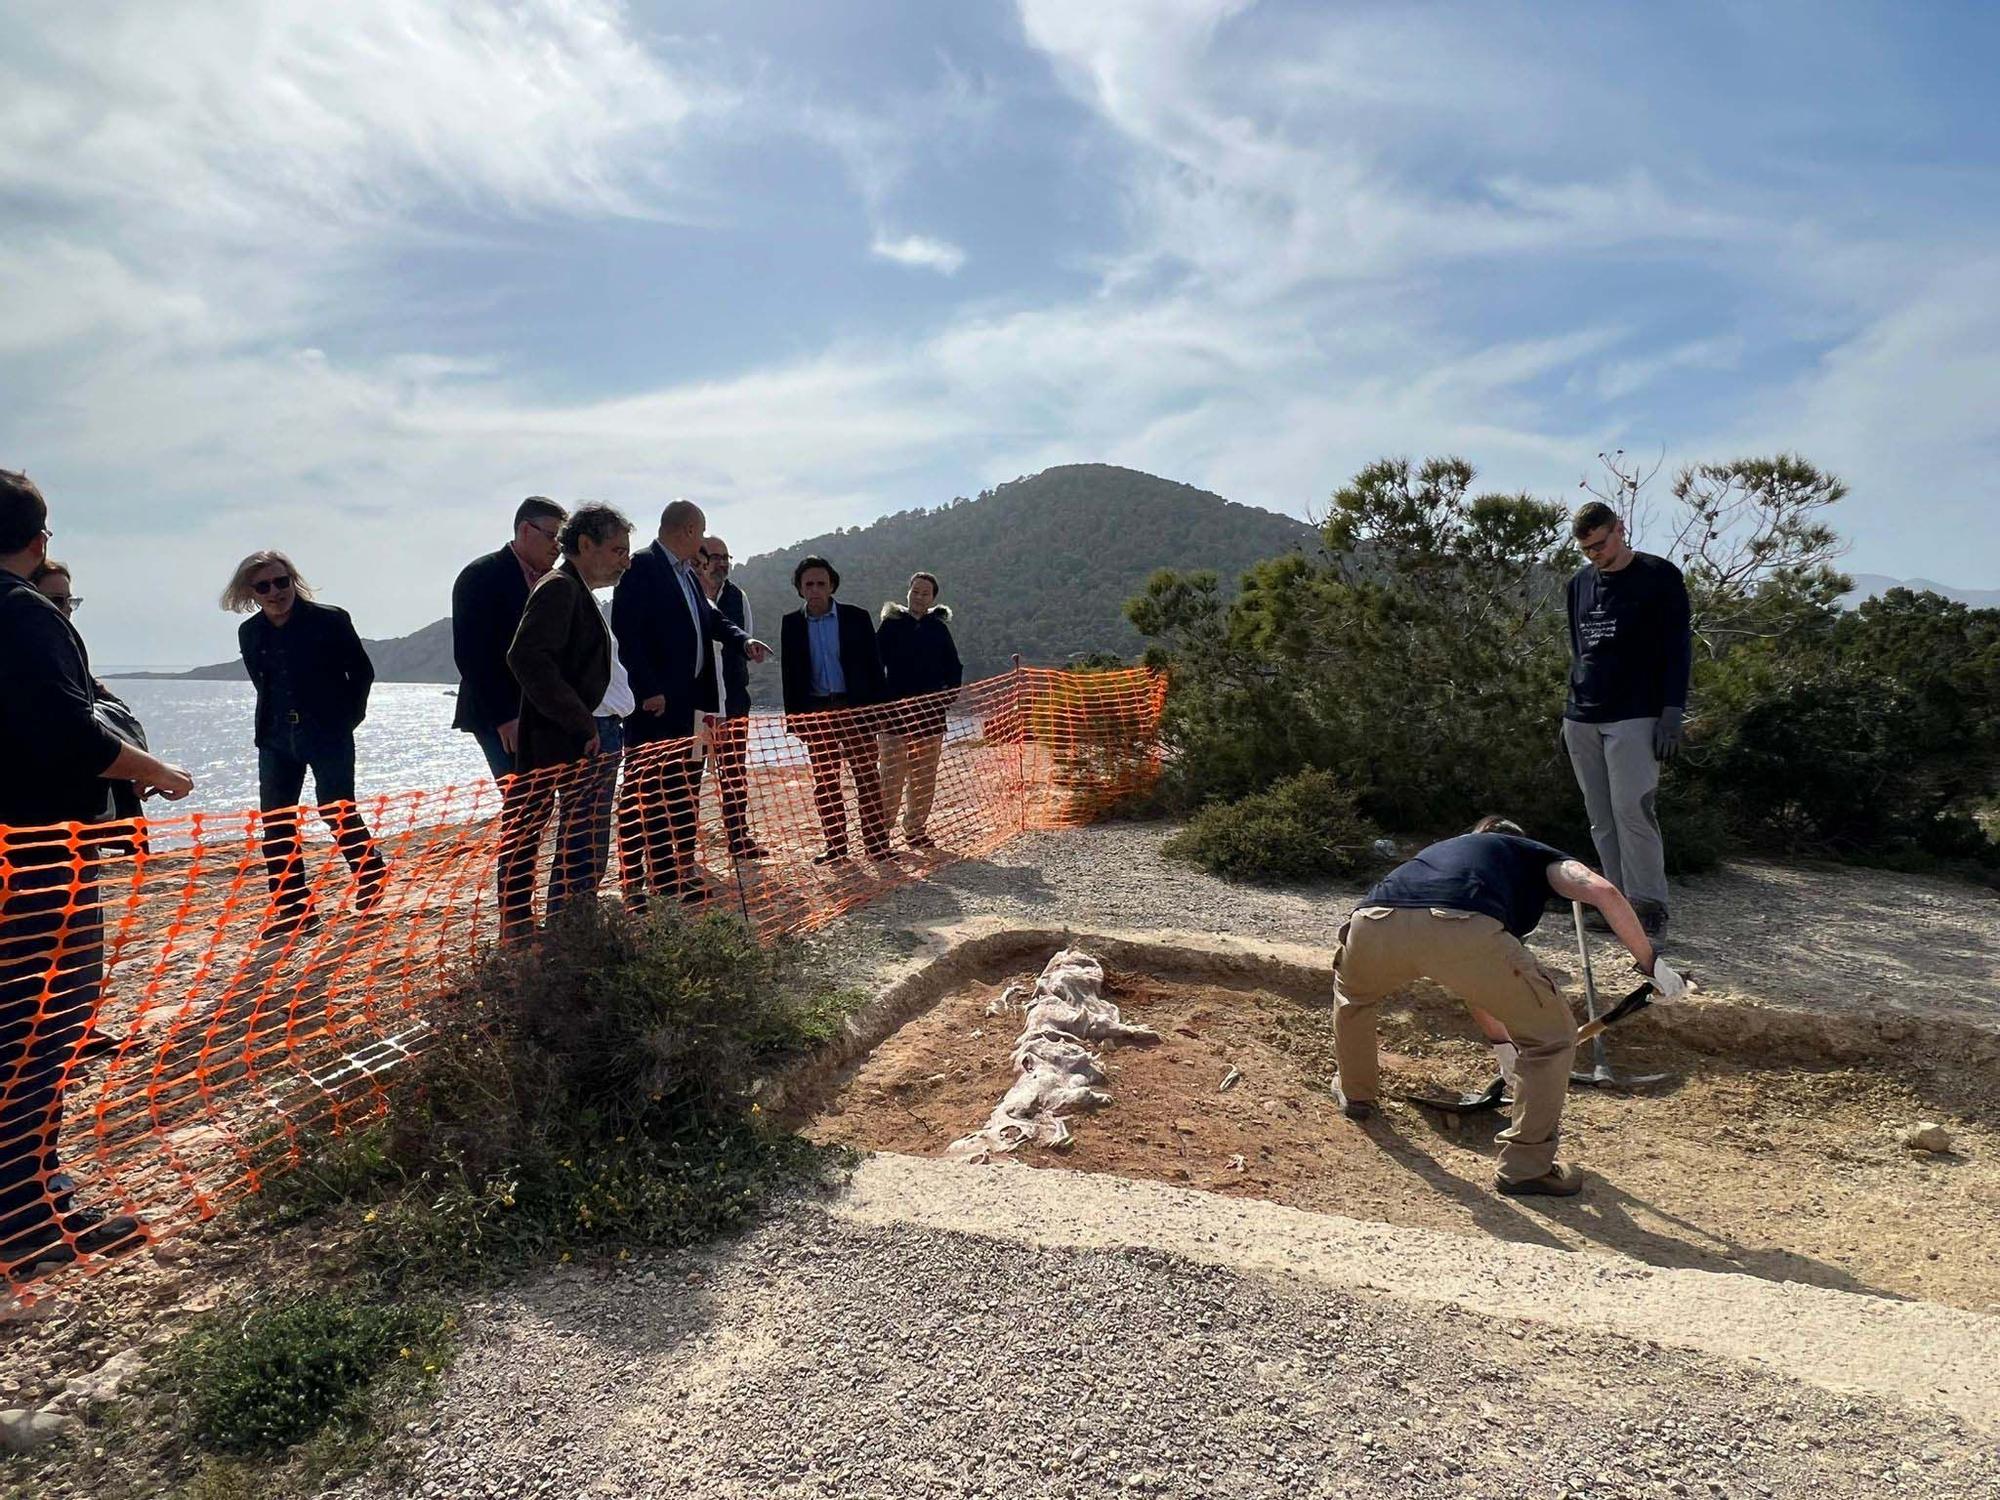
[810,969,2000,1312]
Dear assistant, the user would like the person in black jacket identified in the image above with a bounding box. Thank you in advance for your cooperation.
[1,469,193,1278]
[225,550,387,933]
[611,500,769,907]
[1561,501,1693,938]
[451,497,567,780]
[876,571,963,850]
[698,536,766,859]
[780,556,894,863]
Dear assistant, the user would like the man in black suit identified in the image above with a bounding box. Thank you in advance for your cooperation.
[698,534,766,860]
[612,499,769,906]
[451,497,567,780]
[1,469,194,1278]
[780,555,894,864]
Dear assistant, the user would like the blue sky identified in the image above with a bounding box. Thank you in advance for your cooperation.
[3,0,1996,664]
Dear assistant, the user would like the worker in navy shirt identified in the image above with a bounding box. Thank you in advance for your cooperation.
[1331,818,1685,1198]
[1561,501,1692,937]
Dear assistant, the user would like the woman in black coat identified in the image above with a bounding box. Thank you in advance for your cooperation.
[224,550,387,934]
[875,571,963,849]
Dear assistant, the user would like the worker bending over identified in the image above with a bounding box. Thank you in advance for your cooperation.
[1331,816,1685,1198]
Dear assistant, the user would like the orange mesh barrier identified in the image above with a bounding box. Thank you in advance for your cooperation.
[0,667,1163,1295]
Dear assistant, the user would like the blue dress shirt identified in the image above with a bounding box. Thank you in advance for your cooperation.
[806,608,846,696]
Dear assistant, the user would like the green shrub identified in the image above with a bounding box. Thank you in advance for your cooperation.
[1162,769,1385,883]
[273,904,849,1286]
[174,1296,448,1456]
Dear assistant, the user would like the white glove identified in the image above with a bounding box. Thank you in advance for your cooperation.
[1649,956,1688,1003]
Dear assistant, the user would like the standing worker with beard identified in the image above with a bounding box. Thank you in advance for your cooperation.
[1561,501,1692,938]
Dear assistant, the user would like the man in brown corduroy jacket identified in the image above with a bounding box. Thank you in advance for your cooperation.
[499,503,634,940]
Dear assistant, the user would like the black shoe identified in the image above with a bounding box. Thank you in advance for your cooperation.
[730,842,770,861]
[1496,1165,1584,1198]
[77,1028,125,1063]
[1582,908,1613,934]
[905,831,936,850]
[1332,1083,1376,1121]
[2,1207,143,1278]
[812,849,851,866]
[1636,904,1669,939]
[355,862,391,914]
[678,887,709,907]
[866,845,900,862]
[260,909,319,943]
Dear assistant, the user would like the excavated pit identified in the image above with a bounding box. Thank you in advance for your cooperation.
[799,928,2000,1313]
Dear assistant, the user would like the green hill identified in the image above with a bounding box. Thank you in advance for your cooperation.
[121,465,1316,693]
[729,464,1316,683]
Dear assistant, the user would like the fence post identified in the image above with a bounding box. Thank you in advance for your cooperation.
[1010,654,1028,833]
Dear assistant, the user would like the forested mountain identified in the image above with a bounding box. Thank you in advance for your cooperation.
[124,465,1316,690]
[728,464,1316,682]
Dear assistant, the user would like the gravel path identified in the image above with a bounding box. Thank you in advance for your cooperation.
[805,824,2000,1024]
[341,1201,2000,1500]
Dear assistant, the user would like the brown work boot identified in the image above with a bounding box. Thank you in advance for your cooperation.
[1496,1164,1584,1198]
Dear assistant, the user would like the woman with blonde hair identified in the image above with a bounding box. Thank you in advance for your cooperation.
[223,550,387,936]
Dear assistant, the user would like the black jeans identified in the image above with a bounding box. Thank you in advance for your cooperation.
[258,722,385,916]
[0,849,101,1251]
[617,743,706,905]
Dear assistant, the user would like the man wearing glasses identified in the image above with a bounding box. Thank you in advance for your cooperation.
[451,497,567,780]
[1,470,195,1277]
[698,536,767,860]
[1562,501,1692,938]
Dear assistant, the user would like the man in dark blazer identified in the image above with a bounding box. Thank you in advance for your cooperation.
[451,496,566,780]
[699,534,766,860]
[499,504,634,940]
[1,470,194,1278]
[611,499,769,906]
[780,555,894,863]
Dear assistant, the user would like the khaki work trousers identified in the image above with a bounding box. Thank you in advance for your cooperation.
[877,731,942,838]
[1333,906,1577,1182]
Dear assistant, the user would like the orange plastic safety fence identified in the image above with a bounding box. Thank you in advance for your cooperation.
[0,666,1162,1296]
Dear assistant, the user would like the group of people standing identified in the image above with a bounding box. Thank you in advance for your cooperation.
[448,497,963,939]
[0,470,968,1274]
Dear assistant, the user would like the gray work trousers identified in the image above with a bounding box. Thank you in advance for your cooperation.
[1563,716,1668,911]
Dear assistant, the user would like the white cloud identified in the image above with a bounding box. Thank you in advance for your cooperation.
[869,234,968,275]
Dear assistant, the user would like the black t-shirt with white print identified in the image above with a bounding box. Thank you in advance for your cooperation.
[1564,551,1692,724]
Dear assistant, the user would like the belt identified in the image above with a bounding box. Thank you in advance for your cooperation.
[284,710,304,725]
[808,693,851,708]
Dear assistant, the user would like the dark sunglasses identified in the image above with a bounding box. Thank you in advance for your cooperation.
[252,575,294,595]
[51,595,82,614]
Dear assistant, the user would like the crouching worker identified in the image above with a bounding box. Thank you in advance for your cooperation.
[1331,815,1685,1198]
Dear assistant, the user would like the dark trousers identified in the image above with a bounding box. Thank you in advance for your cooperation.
[802,699,890,856]
[710,714,755,852]
[258,723,385,916]
[618,737,707,905]
[0,853,101,1252]
[470,722,516,781]
[496,718,624,935]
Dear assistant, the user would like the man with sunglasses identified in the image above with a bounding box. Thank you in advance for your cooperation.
[452,497,568,780]
[1562,501,1692,938]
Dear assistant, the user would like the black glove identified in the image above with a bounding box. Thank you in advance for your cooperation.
[1653,706,1685,761]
